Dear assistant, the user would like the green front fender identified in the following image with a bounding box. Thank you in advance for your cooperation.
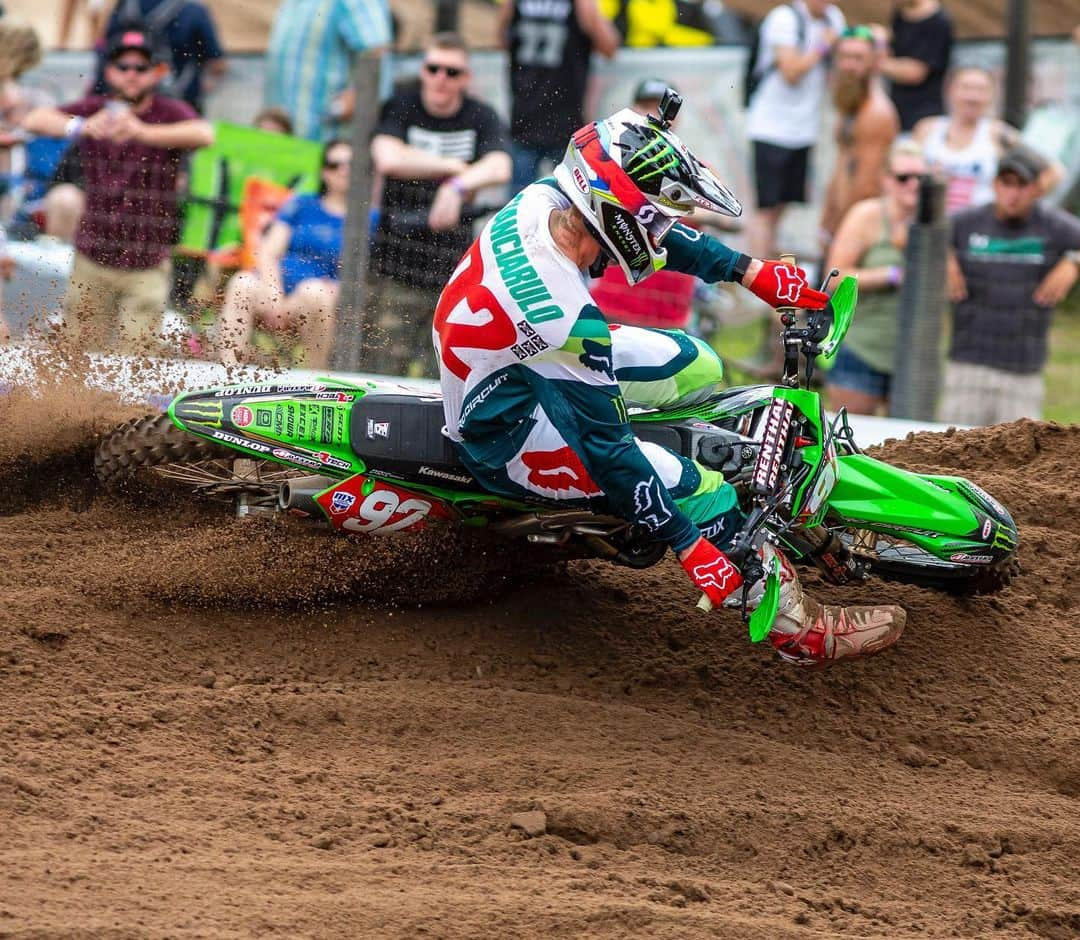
[829,453,985,549]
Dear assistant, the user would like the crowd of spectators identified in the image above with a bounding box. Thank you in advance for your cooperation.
[0,0,1077,428]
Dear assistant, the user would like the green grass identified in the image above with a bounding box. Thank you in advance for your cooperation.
[1044,289,1080,425]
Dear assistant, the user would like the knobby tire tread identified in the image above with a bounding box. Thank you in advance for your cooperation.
[94,413,231,486]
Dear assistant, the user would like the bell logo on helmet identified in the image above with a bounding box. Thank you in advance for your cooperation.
[571,166,589,195]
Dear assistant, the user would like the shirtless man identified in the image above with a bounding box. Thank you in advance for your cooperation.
[819,27,899,245]
[912,67,1060,215]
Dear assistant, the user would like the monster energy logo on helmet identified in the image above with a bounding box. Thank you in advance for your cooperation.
[625,136,680,183]
[600,202,648,269]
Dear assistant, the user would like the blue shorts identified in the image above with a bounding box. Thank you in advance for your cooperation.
[827,346,891,400]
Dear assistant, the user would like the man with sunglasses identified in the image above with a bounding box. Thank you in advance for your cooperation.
[819,26,899,248]
[23,28,213,355]
[365,32,511,377]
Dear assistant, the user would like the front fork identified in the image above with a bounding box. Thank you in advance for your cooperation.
[795,524,868,584]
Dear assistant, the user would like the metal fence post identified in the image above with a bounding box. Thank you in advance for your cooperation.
[434,0,460,32]
[889,175,947,421]
[331,50,382,372]
[1004,0,1031,130]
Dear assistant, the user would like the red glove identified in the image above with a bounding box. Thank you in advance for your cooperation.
[680,536,744,607]
[748,260,829,310]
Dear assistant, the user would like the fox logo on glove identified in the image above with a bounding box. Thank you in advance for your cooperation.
[773,264,806,304]
[747,259,829,310]
[692,556,740,594]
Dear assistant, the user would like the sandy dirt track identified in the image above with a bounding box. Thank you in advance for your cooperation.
[1,387,1079,938]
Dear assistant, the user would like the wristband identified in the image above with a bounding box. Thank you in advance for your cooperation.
[447,176,468,197]
[64,116,85,140]
[816,41,832,57]
[731,251,752,283]
[886,264,903,288]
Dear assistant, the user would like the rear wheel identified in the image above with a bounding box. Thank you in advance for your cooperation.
[95,413,304,508]
[834,526,1019,596]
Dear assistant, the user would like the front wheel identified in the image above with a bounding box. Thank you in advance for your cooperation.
[834,526,1019,596]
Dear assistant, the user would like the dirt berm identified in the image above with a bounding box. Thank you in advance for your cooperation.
[2,388,1078,938]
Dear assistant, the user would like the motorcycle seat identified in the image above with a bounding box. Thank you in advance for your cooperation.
[348,391,471,482]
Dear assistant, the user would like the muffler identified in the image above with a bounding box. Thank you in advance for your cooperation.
[278,475,337,516]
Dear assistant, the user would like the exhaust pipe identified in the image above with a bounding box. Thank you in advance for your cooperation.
[278,475,337,516]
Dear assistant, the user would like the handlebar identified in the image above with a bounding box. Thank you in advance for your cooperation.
[775,253,839,389]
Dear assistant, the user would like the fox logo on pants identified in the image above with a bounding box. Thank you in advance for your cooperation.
[773,264,806,304]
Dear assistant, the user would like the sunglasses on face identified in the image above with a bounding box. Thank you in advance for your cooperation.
[111,61,152,73]
[423,62,464,79]
[323,158,351,170]
[892,172,920,184]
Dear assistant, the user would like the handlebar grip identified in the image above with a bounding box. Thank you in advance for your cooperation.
[697,594,714,612]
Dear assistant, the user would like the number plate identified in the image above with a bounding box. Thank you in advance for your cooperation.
[316,476,453,534]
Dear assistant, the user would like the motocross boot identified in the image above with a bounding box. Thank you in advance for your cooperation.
[726,544,906,666]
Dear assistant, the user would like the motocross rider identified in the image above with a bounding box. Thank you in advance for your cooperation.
[432,100,906,665]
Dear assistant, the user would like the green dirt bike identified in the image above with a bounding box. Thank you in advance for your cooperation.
[96,273,1019,638]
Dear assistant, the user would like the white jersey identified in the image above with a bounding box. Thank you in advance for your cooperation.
[435,182,600,441]
[922,117,999,214]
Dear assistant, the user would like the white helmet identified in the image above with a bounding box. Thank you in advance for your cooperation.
[553,99,742,284]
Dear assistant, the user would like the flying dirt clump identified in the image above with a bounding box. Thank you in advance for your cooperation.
[0,382,144,514]
[0,386,548,610]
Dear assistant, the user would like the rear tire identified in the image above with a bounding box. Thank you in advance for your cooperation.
[95,413,230,486]
[95,414,303,513]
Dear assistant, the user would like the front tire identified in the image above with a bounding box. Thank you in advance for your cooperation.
[834,526,1019,596]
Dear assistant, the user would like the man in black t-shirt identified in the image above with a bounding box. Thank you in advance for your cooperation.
[364,32,511,377]
[500,0,619,194]
[877,0,952,131]
[940,147,1080,426]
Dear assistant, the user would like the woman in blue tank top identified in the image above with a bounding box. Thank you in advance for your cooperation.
[217,139,350,369]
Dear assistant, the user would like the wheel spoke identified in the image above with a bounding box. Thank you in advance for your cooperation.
[840,529,959,569]
[153,459,302,499]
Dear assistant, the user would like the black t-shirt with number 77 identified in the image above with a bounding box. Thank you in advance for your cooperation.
[509,0,594,150]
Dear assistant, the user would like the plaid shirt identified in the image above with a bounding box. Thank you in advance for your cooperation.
[265,0,391,143]
[62,95,199,270]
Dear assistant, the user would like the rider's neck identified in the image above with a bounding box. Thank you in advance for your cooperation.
[550,207,601,271]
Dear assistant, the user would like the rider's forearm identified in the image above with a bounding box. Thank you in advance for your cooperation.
[664,224,746,282]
